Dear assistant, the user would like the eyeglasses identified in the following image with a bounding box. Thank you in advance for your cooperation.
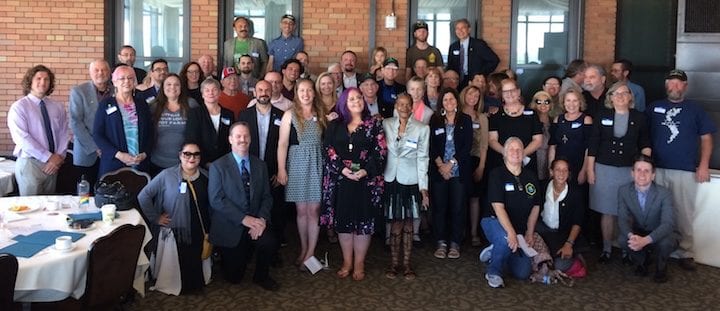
[502,88,518,94]
[535,99,551,105]
[181,151,201,158]
[153,67,169,73]
[115,76,136,82]
[612,91,631,97]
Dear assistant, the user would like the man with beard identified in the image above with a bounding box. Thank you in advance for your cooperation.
[117,45,146,84]
[405,20,444,81]
[340,50,359,88]
[136,58,169,104]
[646,69,717,272]
[219,67,250,117]
[238,80,287,253]
[223,16,268,79]
[280,58,302,100]
[70,59,112,188]
[237,54,258,97]
[611,59,646,112]
[261,71,293,111]
[581,64,608,118]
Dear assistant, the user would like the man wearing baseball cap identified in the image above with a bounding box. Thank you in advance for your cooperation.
[219,67,250,117]
[646,69,717,271]
[267,14,304,73]
[405,20,444,81]
[379,58,406,118]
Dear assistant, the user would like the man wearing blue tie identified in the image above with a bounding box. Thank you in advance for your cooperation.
[446,18,500,89]
[208,121,279,291]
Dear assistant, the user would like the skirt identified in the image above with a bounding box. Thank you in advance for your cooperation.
[384,181,422,221]
[589,163,632,216]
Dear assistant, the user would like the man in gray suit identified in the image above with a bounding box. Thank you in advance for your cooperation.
[618,155,677,283]
[223,16,268,79]
[69,59,112,186]
[208,122,279,291]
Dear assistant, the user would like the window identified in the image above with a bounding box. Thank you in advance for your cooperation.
[410,0,478,63]
[510,0,583,92]
[115,0,190,73]
[230,0,300,43]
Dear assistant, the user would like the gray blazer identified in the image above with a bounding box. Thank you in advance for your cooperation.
[223,37,269,79]
[382,117,430,191]
[618,182,676,244]
[69,81,102,166]
[208,152,272,248]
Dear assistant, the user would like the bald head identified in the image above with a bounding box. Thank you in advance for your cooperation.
[89,59,111,89]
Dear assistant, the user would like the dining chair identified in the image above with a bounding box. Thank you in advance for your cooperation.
[0,253,19,310]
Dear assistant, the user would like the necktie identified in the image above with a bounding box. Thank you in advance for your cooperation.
[241,159,251,203]
[39,100,55,153]
[459,43,465,81]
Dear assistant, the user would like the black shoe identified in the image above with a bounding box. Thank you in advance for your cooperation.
[622,254,633,266]
[634,264,648,277]
[678,258,697,271]
[270,255,283,268]
[253,277,280,291]
[653,270,668,283]
[598,252,611,264]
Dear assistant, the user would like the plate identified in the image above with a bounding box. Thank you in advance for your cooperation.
[8,205,41,214]
[68,222,96,232]
[51,243,76,253]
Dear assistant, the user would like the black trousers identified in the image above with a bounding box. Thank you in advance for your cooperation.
[626,229,677,272]
[219,228,278,283]
[432,177,467,245]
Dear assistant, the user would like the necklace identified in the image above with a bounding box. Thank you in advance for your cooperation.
[504,105,523,116]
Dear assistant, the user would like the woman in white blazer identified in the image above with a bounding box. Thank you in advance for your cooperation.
[382,94,430,280]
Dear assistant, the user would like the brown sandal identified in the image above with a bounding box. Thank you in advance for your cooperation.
[385,265,399,279]
[403,265,416,280]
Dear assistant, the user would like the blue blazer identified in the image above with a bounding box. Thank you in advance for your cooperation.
[93,97,154,176]
[208,152,272,248]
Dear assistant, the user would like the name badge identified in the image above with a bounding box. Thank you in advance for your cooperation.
[405,139,418,149]
[105,106,118,115]
[571,122,582,129]
[523,110,534,115]
[505,183,515,191]
[391,93,397,100]
[472,123,480,129]
[179,182,187,194]
[654,107,666,114]
[145,96,155,103]
[452,50,460,55]
[274,118,282,126]
[601,119,614,126]
[251,52,259,58]
[221,117,231,125]
[434,128,445,135]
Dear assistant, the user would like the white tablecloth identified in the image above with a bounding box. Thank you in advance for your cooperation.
[0,159,16,196]
[0,196,151,302]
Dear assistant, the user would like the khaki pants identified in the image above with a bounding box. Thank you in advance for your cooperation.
[655,168,696,258]
[16,157,57,196]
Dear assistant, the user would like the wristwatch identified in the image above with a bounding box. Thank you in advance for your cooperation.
[449,159,458,165]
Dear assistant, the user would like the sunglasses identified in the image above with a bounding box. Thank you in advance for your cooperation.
[535,99,551,105]
[182,151,201,158]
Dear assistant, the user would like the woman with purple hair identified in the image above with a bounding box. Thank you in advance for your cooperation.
[321,87,387,281]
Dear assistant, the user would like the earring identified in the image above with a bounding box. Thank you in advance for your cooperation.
[454,107,458,113]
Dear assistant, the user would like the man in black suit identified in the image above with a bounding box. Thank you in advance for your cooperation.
[446,18,499,89]
[208,122,279,291]
[238,80,286,248]
[618,155,677,283]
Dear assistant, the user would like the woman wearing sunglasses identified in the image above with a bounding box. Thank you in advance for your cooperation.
[529,91,553,182]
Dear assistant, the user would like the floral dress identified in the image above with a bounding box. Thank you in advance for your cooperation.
[320,118,387,235]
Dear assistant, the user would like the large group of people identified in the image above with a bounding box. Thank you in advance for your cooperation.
[6,14,716,295]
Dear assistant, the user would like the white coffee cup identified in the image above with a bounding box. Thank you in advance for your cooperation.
[101,204,116,225]
[46,201,61,211]
[55,236,72,250]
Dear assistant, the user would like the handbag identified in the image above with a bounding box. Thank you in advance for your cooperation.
[187,180,212,260]
[94,180,134,211]
[565,257,587,278]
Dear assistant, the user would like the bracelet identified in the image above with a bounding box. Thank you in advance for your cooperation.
[565,240,575,246]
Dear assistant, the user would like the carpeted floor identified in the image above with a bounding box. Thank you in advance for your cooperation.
[128,231,720,311]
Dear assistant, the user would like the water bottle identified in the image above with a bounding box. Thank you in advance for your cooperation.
[543,275,551,285]
[77,175,90,209]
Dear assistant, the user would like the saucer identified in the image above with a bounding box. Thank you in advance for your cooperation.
[52,243,76,253]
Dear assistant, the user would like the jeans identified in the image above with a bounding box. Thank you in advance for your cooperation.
[481,217,532,279]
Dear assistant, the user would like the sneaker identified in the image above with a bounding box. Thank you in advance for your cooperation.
[479,245,494,263]
[485,273,504,288]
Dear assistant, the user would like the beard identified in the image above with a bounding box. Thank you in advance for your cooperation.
[240,68,253,75]
[667,89,684,102]
[257,96,271,105]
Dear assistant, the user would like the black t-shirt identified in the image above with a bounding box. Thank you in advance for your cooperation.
[486,165,540,233]
[487,109,543,170]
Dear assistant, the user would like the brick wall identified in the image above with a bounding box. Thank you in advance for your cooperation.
[0,0,105,154]
[0,0,617,154]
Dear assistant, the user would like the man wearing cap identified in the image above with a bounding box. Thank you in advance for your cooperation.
[223,16,269,79]
[267,14,304,74]
[446,18,499,89]
[378,58,406,119]
[611,59,646,112]
[237,54,258,98]
[358,73,384,118]
[646,69,717,271]
[340,50,360,89]
[405,20,444,82]
[219,67,251,117]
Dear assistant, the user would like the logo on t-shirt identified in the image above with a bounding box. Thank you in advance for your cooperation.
[525,183,536,196]
[660,107,682,144]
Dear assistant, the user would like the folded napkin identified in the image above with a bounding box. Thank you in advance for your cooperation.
[13,230,86,246]
[0,242,48,258]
